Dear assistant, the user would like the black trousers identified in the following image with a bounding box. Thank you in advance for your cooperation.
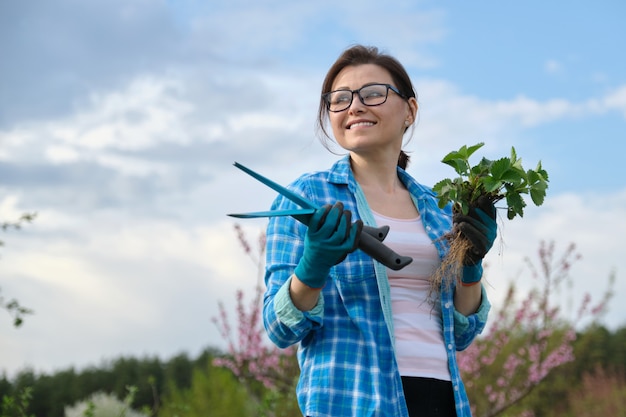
[402,376,457,417]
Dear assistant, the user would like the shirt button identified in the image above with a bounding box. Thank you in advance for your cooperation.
[448,344,453,350]
[454,384,459,391]
[444,302,451,309]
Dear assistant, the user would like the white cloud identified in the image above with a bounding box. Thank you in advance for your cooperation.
[0,195,26,221]
[545,59,563,74]
[603,85,626,118]
[45,145,82,164]
[417,79,626,135]
[61,77,193,151]
[2,1,625,379]
[0,209,260,376]
[0,76,193,169]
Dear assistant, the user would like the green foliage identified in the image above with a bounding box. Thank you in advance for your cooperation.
[0,213,37,237]
[432,142,549,219]
[562,366,626,417]
[0,291,33,328]
[158,361,253,417]
[1,387,34,417]
[0,327,624,417]
[255,383,300,417]
[526,325,626,417]
[0,348,222,417]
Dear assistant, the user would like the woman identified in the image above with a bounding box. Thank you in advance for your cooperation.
[262,44,497,417]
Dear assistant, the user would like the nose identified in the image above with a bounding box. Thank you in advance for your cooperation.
[347,91,366,113]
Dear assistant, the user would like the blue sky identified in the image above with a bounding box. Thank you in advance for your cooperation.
[1,0,625,378]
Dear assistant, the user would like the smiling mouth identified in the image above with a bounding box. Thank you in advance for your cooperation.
[348,121,375,130]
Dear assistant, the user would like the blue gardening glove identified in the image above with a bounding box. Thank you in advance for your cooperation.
[454,196,497,264]
[294,202,363,289]
[453,196,497,285]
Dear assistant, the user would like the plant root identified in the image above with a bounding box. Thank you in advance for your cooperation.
[431,231,475,294]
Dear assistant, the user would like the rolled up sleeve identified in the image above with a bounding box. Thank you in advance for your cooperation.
[453,284,491,351]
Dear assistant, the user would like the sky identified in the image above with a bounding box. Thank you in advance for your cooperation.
[1,0,625,378]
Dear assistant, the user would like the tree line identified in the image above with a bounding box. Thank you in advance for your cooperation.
[0,324,624,417]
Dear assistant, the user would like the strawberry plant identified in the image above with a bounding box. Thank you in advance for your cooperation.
[432,142,549,288]
[433,142,548,219]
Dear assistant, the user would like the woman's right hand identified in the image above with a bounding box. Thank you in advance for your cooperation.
[293,202,362,289]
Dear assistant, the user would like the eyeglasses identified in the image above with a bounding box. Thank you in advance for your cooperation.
[322,83,406,112]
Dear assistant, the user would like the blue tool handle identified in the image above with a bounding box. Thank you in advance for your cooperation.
[358,231,413,270]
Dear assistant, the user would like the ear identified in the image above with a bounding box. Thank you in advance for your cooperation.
[406,97,418,125]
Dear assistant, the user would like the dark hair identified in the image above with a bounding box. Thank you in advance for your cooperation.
[316,45,417,169]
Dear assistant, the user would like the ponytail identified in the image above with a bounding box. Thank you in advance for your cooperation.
[398,151,410,170]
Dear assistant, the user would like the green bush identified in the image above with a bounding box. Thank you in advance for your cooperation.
[158,361,254,417]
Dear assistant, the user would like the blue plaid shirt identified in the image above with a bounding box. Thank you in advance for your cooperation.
[263,156,490,417]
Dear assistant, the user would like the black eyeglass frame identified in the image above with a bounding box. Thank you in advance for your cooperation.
[322,83,407,113]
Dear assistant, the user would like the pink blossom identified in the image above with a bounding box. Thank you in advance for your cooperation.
[212,225,298,395]
[457,240,612,417]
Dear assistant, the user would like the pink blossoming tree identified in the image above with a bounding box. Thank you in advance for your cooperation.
[215,225,614,417]
[458,241,614,417]
[212,225,299,415]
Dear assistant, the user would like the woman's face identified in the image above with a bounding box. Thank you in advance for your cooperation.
[328,64,417,157]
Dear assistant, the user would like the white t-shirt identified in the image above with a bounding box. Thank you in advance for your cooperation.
[372,210,452,381]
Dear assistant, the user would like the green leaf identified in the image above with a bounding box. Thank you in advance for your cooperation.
[440,143,485,176]
[510,146,518,163]
[473,157,493,177]
[530,188,546,206]
[432,178,449,194]
[433,142,548,223]
[465,142,485,158]
[441,155,470,176]
[505,191,526,219]
[482,176,503,193]
[489,157,512,181]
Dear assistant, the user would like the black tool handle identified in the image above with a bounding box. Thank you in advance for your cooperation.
[363,225,389,242]
[292,213,389,243]
[358,231,413,270]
